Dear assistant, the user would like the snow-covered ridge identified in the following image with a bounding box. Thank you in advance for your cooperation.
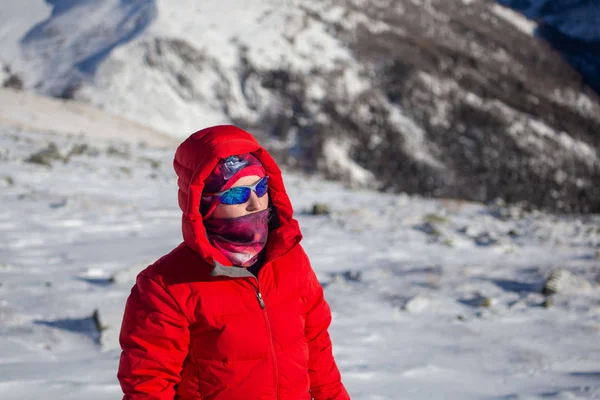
[19,0,156,96]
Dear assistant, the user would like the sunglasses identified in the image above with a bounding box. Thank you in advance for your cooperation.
[205,176,269,205]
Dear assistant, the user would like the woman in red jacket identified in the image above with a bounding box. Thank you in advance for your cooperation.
[118,125,350,400]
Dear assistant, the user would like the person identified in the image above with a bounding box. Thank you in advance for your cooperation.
[117,125,350,399]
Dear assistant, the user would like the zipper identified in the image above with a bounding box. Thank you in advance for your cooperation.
[211,260,281,398]
[251,277,279,399]
[256,291,266,309]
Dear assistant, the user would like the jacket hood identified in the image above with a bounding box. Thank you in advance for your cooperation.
[173,125,302,267]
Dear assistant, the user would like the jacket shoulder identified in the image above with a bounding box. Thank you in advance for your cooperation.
[139,242,211,288]
[135,243,208,324]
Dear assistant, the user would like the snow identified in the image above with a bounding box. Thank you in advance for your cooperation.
[387,103,445,170]
[492,4,537,36]
[321,137,376,187]
[1,98,600,399]
[0,0,51,84]
[0,88,177,147]
[507,118,599,169]
[0,0,362,137]
[41,0,358,136]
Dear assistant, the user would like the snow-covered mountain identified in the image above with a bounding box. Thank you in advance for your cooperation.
[0,91,599,399]
[1,0,599,212]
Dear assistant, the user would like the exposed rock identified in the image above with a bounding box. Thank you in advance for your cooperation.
[2,65,23,90]
[542,268,592,295]
[415,222,442,237]
[312,203,331,215]
[542,298,552,308]
[106,144,130,158]
[328,270,362,286]
[92,309,107,332]
[110,263,148,286]
[424,213,449,225]
[480,297,494,308]
[118,166,132,176]
[25,143,65,166]
[139,156,161,169]
[461,292,495,308]
[67,143,99,158]
[474,232,499,247]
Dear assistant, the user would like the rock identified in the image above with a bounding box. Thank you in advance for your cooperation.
[3,176,14,186]
[25,143,65,166]
[542,268,592,295]
[416,222,442,237]
[542,298,552,308]
[423,213,448,225]
[139,156,161,169]
[341,270,361,282]
[328,270,362,287]
[480,297,494,308]
[507,229,521,238]
[106,144,130,158]
[442,237,455,247]
[67,143,99,158]
[118,166,132,176]
[49,198,68,209]
[92,309,108,332]
[474,232,498,246]
[487,200,525,221]
[110,263,148,286]
[3,73,23,90]
[461,293,494,308]
[312,203,330,215]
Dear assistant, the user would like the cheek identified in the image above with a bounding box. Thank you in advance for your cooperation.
[261,193,270,209]
[212,203,247,219]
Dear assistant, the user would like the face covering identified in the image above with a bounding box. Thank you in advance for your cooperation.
[204,208,270,267]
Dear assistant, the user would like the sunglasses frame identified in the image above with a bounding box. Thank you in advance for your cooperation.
[205,176,269,205]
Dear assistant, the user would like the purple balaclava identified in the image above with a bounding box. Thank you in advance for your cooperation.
[202,154,269,267]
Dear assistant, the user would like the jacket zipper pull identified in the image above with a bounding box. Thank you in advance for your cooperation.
[256,292,266,309]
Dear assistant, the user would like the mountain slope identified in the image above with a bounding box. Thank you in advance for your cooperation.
[1,0,599,212]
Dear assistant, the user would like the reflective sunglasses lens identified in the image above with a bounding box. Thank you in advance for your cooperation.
[218,187,251,205]
[255,177,269,197]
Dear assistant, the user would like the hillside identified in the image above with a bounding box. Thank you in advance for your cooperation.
[1,0,599,212]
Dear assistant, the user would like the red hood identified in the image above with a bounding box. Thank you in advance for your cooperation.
[173,125,302,267]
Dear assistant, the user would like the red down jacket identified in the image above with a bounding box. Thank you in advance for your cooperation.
[118,125,350,400]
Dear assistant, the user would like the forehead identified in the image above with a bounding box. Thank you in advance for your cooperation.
[231,175,262,187]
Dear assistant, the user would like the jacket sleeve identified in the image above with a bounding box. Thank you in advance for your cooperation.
[117,274,190,400]
[304,258,351,400]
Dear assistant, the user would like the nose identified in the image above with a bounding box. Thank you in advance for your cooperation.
[246,191,261,212]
